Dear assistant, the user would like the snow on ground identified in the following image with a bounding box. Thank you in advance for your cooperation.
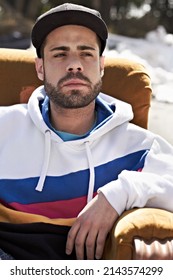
[105,27,173,144]
[106,26,173,103]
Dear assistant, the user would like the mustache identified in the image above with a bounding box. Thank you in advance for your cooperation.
[58,72,91,86]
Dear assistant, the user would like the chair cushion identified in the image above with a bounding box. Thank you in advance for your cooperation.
[0,48,42,105]
[102,57,151,128]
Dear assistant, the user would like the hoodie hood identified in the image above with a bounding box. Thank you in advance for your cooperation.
[28,86,134,200]
[28,86,134,143]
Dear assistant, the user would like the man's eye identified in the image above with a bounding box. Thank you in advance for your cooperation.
[54,53,66,57]
[81,52,93,57]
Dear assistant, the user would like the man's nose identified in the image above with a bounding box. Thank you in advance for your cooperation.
[66,58,83,73]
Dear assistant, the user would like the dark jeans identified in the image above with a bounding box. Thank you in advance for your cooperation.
[0,248,14,260]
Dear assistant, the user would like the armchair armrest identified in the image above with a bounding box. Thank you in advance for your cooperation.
[102,208,173,259]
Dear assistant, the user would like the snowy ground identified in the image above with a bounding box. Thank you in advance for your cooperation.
[106,26,173,102]
[106,26,173,144]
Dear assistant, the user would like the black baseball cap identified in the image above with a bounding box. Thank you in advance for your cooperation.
[31,3,108,58]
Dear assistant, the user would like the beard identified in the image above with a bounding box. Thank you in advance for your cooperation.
[44,72,102,109]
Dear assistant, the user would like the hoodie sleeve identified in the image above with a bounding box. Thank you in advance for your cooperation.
[98,136,173,215]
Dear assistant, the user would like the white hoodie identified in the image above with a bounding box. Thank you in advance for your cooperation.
[0,86,173,219]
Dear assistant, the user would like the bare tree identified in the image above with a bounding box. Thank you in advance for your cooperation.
[7,0,42,19]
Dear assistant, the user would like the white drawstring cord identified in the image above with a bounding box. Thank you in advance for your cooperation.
[85,141,95,203]
[35,133,95,199]
[35,130,51,192]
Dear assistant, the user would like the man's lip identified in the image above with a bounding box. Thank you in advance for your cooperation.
[62,79,88,87]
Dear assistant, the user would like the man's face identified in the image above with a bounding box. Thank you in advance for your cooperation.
[35,25,104,109]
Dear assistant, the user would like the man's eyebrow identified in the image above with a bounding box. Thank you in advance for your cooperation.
[77,45,96,51]
[50,45,96,52]
[50,46,70,52]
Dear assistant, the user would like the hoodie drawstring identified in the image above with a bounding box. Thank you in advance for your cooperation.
[85,141,95,203]
[35,130,51,192]
[35,133,95,201]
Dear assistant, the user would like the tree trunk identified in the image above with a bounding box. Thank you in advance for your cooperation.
[14,0,24,12]
[97,0,114,26]
[25,0,42,19]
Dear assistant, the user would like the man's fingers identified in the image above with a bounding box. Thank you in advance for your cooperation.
[85,228,98,260]
[66,193,119,260]
[95,230,108,260]
[74,227,88,259]
[66,222,80,256]
[66,221,89,259]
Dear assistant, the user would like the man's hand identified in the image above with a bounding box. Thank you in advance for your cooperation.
[66,192,119,260]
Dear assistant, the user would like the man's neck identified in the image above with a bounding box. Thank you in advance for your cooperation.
[49,101,96,135]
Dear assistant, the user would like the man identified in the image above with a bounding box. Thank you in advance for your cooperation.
[0,3,173,260]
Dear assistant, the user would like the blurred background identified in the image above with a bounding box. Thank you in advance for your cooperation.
[1,0,173,48]
[1,0,173,144]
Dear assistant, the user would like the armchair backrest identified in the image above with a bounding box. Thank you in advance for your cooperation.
[0,48,152,128]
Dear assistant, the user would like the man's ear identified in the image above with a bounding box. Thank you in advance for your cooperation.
[35,58,44,81]
[100,69,104,77]
[100,56,105,77]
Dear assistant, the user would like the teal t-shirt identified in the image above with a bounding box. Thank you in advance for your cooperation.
[41,96,114,141]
